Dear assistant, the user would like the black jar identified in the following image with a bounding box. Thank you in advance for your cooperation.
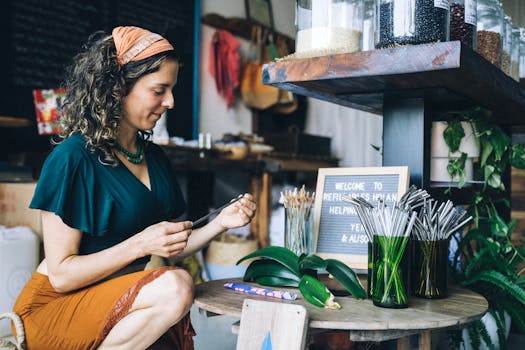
[450,0,477,49]
[375,0,451,49]
[412,239,449,299]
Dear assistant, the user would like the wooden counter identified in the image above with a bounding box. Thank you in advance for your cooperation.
[195,278,488,349]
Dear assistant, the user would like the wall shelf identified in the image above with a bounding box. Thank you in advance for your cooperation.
[263,41,525,127]
[263,41,524,189]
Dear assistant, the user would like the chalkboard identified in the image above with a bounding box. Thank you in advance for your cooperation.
[313,167,410,271]
[0,0,196,158]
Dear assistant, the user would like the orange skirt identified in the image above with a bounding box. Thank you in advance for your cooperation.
[13,266,195,350]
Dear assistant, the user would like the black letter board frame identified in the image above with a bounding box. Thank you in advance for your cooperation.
[313,166,410,271]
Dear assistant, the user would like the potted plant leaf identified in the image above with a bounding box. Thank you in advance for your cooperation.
[438,107,525,349]
[236,246,366,309]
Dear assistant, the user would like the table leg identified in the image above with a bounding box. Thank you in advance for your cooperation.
[396,336,410,350]
[419,331,431,350]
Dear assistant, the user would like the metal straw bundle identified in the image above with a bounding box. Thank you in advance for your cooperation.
[280,185,315,255]
[412,198,473,241]
[398,185,432,211]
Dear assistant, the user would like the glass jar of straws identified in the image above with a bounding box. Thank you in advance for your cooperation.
[345,186,429,303]
[411,199,472,298]
[280,186,315,256]
[370,201,416,308]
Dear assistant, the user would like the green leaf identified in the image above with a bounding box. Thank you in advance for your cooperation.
[497,299,525,333]
[462,270,525,306]
[299,254,327,272]
[299,274,340,309]
[236,246,300,276]
[489,215,509,238]
[325,259,366,299]
[510,144,525,169]
[489,127,510,161]
[481,141,494,167]
[243,259,300,282]
[255,276,300,287]
[443,120,465,153]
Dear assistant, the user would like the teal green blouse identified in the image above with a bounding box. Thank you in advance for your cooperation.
[30,134,186,265]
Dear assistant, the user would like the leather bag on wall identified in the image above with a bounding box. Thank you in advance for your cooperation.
[240,27,279,110]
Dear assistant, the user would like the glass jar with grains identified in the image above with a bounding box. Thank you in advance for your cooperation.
[295,0,365,56]
[375,0,450,49]
[450,0,477,49]
[476,0,503,67]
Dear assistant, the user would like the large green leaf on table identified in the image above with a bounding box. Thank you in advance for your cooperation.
[236,246,300,276]
[299,274,340,309]
[325,259,366,299]
[243,259,300,282]
[255,275,300,287]
[299,254,327,273]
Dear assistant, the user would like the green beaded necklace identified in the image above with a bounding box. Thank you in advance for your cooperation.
[115,140,144,164]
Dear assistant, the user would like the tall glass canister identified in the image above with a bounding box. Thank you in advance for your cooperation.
[375,0,450,49]
[501,15,513,75]
[362,0,375,50]
[450,0,477,49]
[519,28,525,79]
[476,0,503,67]
[511,26,520,81]
[295,0,365,56]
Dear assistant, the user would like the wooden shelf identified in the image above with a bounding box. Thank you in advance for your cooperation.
[161,144,338,173]
[0,115,33,128]
[263,41,525,126]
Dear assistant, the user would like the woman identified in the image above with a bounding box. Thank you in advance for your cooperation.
[13,26,256,350]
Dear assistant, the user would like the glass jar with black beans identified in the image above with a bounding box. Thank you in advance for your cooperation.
[375,0,450,49]
[450,0,477,49]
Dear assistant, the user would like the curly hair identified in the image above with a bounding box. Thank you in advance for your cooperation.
[58,31,177,166]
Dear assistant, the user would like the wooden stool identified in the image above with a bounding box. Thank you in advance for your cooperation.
[236,299,308,350]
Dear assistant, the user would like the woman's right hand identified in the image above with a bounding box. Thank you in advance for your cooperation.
[135,221,193,258]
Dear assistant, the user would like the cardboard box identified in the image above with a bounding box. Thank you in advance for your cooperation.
[0,182,41,237]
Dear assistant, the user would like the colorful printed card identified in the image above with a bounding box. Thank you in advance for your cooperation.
[32,88,66,135]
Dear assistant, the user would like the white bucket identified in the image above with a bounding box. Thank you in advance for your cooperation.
[0,227,39,337]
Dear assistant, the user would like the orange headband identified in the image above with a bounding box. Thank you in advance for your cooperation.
[112,26,174,66]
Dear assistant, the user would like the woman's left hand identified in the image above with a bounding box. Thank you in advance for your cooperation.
[217,193,256,230]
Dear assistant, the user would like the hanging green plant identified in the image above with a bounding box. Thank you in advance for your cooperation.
[236,246,366,309]
[439,107,525,349]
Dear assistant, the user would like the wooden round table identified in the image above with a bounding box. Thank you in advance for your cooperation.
[194,278,488,349]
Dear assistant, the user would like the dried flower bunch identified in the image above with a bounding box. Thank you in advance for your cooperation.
[279,185,315,209]
[279,185,316,256]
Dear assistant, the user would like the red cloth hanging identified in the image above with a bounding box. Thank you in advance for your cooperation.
[209,30,241,108]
